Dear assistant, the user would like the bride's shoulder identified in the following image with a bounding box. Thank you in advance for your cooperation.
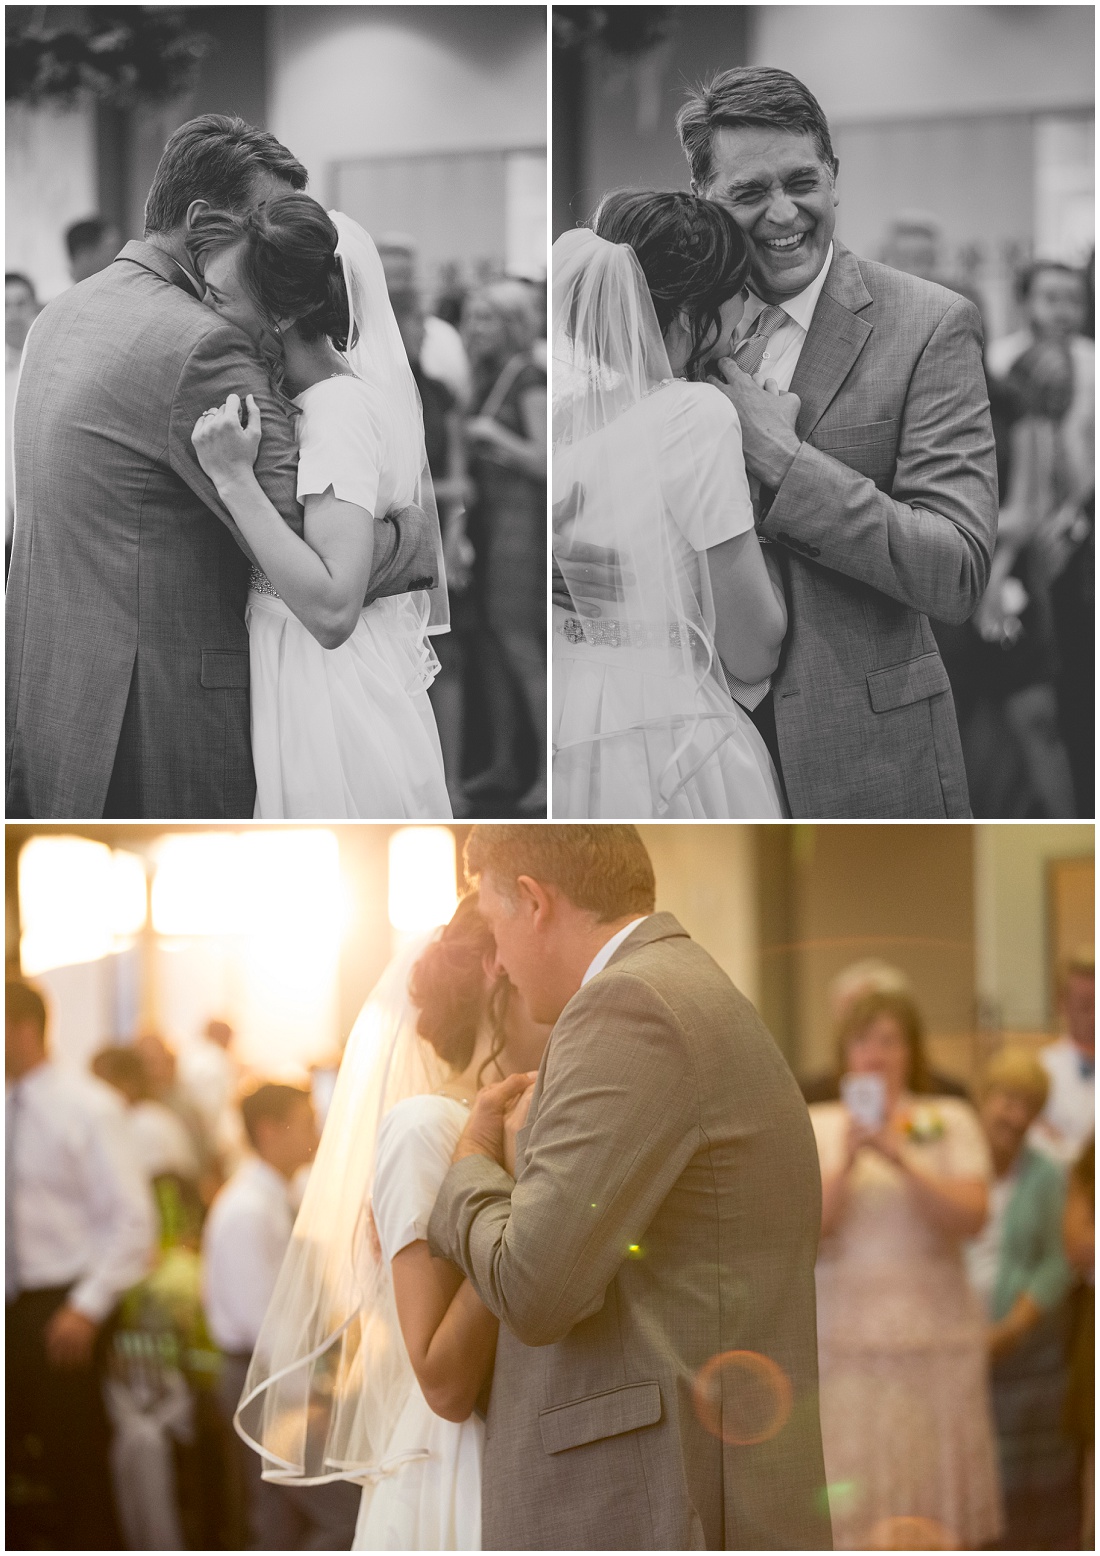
[658,377,741,437]
[378,1092,467,1148]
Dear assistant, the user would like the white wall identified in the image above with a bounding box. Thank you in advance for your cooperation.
[749,5,1094,124]
[638,825,759,1008]
[267,6,546,196]
[974,823,1094,1031]
[6,101,97,300]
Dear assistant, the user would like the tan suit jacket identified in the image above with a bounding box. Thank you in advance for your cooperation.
[428,914,830,1550]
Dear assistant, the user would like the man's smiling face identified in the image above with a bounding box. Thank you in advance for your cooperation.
[700,125,838,304]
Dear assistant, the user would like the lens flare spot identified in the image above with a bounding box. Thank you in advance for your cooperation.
[692,1350,793,1446]
[866,1515,958,1550]
[626,1242,644,1258]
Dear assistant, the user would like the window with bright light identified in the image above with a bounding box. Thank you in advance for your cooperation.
[388,827,458,933]
[19,837,147,976]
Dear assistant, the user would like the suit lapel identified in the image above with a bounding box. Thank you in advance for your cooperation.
[604,912,689,969]
[789,242,874,440]
[116,239,203,299]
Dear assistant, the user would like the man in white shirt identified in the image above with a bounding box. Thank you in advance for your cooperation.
[6,979,156,1550]
[376,232,472,407]
[203,1082,359,1548]
[1031,952,1095,1168]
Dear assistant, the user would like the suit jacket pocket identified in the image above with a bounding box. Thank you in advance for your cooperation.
[867,652,951,713]
[813,418,898,482]
[200,650,250,690]
[539,1381,662,1455]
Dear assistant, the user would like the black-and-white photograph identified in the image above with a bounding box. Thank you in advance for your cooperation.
[551,4,1094,820]
[6,5,548,822]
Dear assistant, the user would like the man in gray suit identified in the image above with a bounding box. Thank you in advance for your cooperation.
[674,67,998,818]
[428,825,830,1550]
[6,114,435,819]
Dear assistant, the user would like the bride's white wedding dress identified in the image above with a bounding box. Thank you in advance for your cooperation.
[352,1093,482,1551]
[247,374,451,819]
[553,378,784,818]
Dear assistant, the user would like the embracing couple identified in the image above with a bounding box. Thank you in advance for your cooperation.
[236,826,831,1550]
[6,115,450,820]
[552,67,999,819]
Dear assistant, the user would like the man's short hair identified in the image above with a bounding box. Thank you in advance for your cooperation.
[1061,948,1095,987]
[464,825,656,922]
[676,66,838,193]
[1017,260,1082,304]
[240,1082,312,1152]
[981,1045,1049,1110]
[144,113,307,236]
[64,216,110,261]
[91,1044,149,1100]
[5,271,36,299]
[6,979,47,1041]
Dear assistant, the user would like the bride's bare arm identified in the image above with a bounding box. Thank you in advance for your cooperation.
[389,1241,498,1423]
[193,393,374,647]
[706,528,788,684]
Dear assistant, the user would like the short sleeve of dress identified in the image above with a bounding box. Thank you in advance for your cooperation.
[659,382,755,553]
[809,1101,847,1178]
[294,377,386,516]
[938,1097,993,1181]
[371,1095,469,1262]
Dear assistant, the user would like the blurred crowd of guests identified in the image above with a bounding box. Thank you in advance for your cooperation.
[880,212,1095,818]
[6,214,548,815]
[800,953,1095,1551]
[5,979,354,1550]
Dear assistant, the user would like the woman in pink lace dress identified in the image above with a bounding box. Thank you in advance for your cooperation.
[810,990,1003,1550]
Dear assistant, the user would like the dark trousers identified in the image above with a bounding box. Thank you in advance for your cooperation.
[6,1287,123,1551]
[747,690,793,814]
[216,1353,359,1550]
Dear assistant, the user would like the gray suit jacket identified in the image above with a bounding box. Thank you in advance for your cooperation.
[757,242,997,818]
[6,241,434,819]
[428,914,830,1551]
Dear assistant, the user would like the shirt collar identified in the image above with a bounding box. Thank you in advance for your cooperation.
[582,917,649,986]
[741,243,834,337]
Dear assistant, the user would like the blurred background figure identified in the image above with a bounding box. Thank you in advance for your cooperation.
[810,989,1001,1551]
[6,979,156,1551]
[202,1083,359,1550]
[64,216,121,284]
[1029,951,1094,1167]
[461,280,547,817]
[5,270,38,570]
[134,1031,226,1207]
[92,1044,203,1189]
[178,1017,247,1178]
[801,959,970,1103]
[377,233,472,408]
[966,1048,1076,1550]
[1062,1136,1094,1551]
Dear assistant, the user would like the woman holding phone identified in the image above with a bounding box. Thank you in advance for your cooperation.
[809,990,1002,1550]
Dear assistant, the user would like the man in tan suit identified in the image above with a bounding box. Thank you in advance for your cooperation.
[428,826,830,1550]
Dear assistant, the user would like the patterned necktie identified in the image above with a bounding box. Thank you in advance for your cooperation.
[732,304,788,378]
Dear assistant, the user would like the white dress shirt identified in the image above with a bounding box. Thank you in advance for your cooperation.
[582,917,649,986]
[1028,1036,1095,1167]
[6,1061,156,1320]
[127,1100,201,1182]
[421,315,471,408]
[202,1156,295,1352]
[734,245,834,392]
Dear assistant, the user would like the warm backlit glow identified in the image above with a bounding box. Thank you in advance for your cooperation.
[19,837,148,976]
[387,828,458,933]
[151,834,246,936]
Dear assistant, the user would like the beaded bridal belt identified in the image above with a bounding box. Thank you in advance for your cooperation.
[249,566,280,599]
[555,614,701,651]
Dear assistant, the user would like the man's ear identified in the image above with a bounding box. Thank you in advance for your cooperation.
[184,198,210,232]
[515,874,553,928]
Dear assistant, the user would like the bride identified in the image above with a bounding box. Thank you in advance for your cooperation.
[235,893,549,1549]
[188,193,451,819]
[553,189,792,818]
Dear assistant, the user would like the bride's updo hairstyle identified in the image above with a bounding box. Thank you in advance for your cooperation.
[187,192,355,350]
[408,892,509,1083]
[591,189,752,382]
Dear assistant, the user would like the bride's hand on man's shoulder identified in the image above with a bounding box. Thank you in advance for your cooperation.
[192,391,262,487]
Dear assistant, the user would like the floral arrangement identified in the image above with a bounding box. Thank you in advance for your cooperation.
[6,7,211,108]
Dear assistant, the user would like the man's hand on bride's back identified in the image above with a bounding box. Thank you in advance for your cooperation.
[452,1072,538,1170]
[191,393,262,491]
[551,543,629,610]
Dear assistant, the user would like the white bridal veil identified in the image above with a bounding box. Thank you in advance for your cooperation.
[234,932,448,1484]
[551,227,740,811]
[330,211,449,634]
